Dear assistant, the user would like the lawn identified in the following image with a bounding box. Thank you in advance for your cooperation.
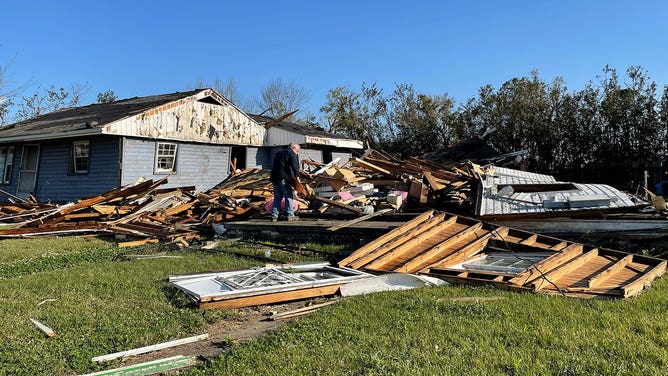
[0,236,667,375]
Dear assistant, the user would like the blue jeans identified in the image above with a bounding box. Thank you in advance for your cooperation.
[271,179,296,219]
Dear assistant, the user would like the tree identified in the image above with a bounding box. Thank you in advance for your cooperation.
[253,79,310,121]
[15,84,87,121]
[97,90,117,103]
[321,83,391,149]
[390,83,458,157]
[0,61,28,126]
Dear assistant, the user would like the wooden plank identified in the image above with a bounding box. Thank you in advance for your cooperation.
[395,222,483,273]
[587,254,633,288]
[509,243,584,286]
[427,228,503,270]
[117,238,160,248]
[423,171,445,190]
[327,209,393,232]
[346,213,447,269]
[531,248,599,291]
[364,215,459,271]
[63,213,101,220]
[311,196,363,214]
[520,234,538,246]
[269,300,340,320]
[621,260,667,298]
[200,284,342,309]
[92,334,209,362]
[29,318,55,337]
[163,201,196,217]
[350,158,392,176]
[337,210,434,268]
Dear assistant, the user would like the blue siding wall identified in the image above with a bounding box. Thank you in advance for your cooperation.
[15,136,121,202]
[120,138,230,190]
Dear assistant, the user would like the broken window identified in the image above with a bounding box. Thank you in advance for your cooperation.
[0,146,14,183]
[155,142,178,174]
[71,140,89,174]
[461,252,548,274]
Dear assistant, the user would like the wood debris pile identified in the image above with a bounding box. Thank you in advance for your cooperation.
[0,174,271,246]
[298,149,477,215]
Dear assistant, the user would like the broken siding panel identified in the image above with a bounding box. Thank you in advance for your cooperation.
[265,127,306,147]
[35,136,120,202]
[331,151,353,164]
[120,138,230,190]
[299,148,323,164]
[103,97,265,146]
[247,147,271,169]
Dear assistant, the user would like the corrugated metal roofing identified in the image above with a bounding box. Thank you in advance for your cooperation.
[477,166,637,217]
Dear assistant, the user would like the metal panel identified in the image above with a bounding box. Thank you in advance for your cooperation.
[265,127,307,147]
[246,147,270,169]
[299,148,323,164]
[120,138,230,191]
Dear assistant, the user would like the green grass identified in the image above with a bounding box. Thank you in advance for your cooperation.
[0,236,667,375]
[191,283,668,375]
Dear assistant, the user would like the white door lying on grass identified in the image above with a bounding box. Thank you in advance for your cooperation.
[17,144,40,198]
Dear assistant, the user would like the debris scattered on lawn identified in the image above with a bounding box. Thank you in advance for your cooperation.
[82,355,197,376]
[91,333,209,363]
[37,298,57,306]
[170,262,372,309]
[339,210,667,299]
[268,299,340,320]
[29,317,55,337]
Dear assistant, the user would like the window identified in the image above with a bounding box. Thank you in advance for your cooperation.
[71,141,89,174]
[0,146,14,183]
[155,142,178,174]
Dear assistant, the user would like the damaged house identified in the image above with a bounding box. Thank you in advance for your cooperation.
[0,89,362,202]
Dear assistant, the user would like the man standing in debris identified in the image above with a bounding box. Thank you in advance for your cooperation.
[270,143,301,221]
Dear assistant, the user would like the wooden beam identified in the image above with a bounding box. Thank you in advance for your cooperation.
[427,228,504,270]
[269,300,340,320]
[350,158,392,176]
[621,260,667,298]
[264,110,299,129]
[92,334,209,362]
[395,222,483,273]
[200,284,342,309]
[311,196,363,214]
[346,212,446,270]
[29,318,55,337]
[327,209,393,232]
[117,238,160,248]
[365,215,459,271]
[338,210,434,268]
[423,171,445,190]
[532,248,599,291]
[509,244,584,286]
[587,254,633,288]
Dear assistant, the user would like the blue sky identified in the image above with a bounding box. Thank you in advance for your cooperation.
[2,0,667,118]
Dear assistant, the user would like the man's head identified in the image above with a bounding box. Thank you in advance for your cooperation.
[290,143,301,154]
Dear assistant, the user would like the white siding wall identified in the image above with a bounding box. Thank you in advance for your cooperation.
[332,151,353,164]
[120,138,230,190]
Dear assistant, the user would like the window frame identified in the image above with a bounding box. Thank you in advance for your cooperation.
[70,140,90,174]
[0,146,15,184]
[154,142,178,174]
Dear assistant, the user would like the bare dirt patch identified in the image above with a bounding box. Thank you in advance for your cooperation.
[115,299,333,370]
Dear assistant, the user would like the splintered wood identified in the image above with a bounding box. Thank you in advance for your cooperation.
[0,172,273,247]
[339,210,667,299]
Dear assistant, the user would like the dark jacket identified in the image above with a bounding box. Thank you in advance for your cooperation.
[270,148,299,183]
